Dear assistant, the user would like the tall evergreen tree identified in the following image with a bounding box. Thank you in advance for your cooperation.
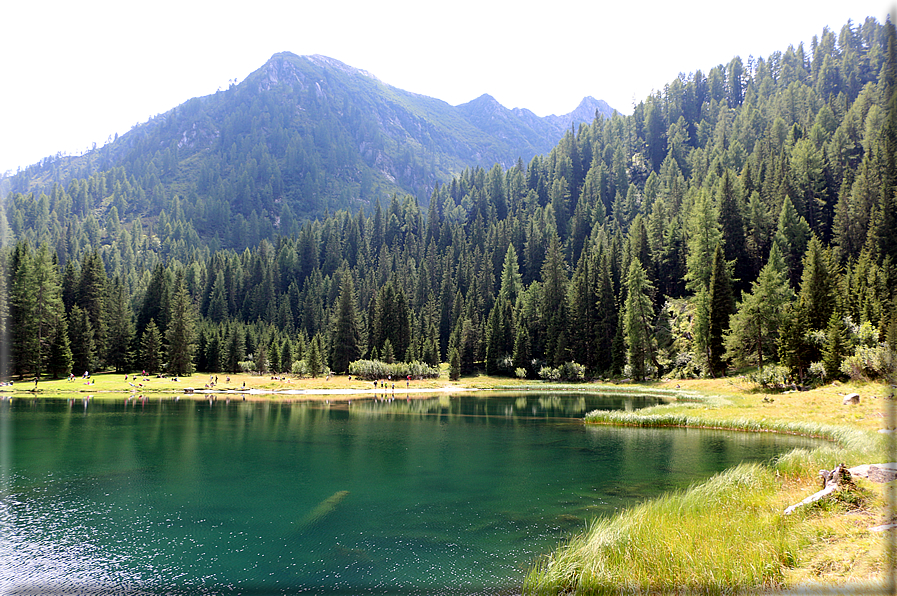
[684,189,722,293]
[46,312,73,379]
[623,260,656,380]
[707,244,735,377]
[725,243,795,369]
[69,304,97,374]
[307,334,323,377]
[717,169,749,292]
[166,271,197,376]
[331,274,362,372]
[774,195,812,288]
[106,276,135,372]
[139,319,162,375]
[77,250,108,366]
[540,234,569,366]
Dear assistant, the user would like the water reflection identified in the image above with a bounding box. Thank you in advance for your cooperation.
[1,394,818,595]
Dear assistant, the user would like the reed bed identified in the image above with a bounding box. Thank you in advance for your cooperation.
[524,463,798,594]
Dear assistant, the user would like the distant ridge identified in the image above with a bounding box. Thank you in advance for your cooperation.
[5,52,617,221]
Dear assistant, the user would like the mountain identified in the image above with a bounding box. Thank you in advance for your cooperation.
[4,53,614,220]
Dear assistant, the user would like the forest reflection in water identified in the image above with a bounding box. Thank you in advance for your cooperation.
[1,393,818,595]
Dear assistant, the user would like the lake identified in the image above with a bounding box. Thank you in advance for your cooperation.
[1,392,818,595]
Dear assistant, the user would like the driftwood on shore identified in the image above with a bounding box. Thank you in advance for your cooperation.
[784,463,854,515]
[784,462,897,516]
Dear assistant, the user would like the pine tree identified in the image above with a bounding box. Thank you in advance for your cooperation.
[449,346,461,380]
[725,244,795,369]
[779,302,813,382]
[684,189,722,293]
[797,234,838,334]
[10,243,66,379]
[140,319,162,375]
[774,195,812,288]
[540,234,569,366]
[707,244,735,377]
[268,339,281,373]
[166,271,196,376]
[106,277,135,372]
[623,260,656,380]
[77,250,108,367]
[307,334,323,377]
[331,274,362,372]
[822,312,848,380]
[717,169,749,291]
[46,311,73,379]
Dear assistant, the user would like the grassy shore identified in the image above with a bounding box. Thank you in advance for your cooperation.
[6,371,894,591]
[525,377,895,594]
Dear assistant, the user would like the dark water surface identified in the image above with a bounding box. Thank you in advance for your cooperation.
[1,393,817,595]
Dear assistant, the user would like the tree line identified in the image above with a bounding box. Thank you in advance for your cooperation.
[2,17,896,386]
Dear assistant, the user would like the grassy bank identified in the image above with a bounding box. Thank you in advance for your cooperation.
[524,378,894,594]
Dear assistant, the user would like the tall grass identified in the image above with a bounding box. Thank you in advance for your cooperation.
[524,396,887,594]
[584,407,884,472]
[524,463,799,594]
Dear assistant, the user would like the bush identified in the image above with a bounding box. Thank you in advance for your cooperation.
[748,365,791,390]
[840,343,896,382]
[515,367,527,379]
[291,359,309,376]
[538,366,561,381]
[807,360,826,383]
[538,361,587,382]
[348,359,440,381]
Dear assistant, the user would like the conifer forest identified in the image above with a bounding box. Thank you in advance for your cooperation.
[3,17,897,388]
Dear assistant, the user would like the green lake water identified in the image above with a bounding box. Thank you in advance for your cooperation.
[1,392,818,595]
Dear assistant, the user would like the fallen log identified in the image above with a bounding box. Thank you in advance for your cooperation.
[784,463,854,515]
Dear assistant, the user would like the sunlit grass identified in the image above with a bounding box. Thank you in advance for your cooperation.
[525,463,799,594]
[525,378,893,594]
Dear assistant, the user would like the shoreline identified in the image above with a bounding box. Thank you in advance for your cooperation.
[3,373,891,589]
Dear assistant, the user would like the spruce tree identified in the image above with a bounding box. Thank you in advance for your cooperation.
[69,305,96,375]
[166,271,197,376]
[774,195,812,288]
[822,312,848,380]
[707,244,735,377]
[449,347,461,380]
[77,250,108,367]
[623,260,656,380]
[798,235,838,334]
[684,189,722,293]
[106,277,135,372]
[331,274,362,372]
[140,319,162,375]
[725,244,795,369]
[46,312,73,379]
[540,234,569,366]
[307,334,323,377]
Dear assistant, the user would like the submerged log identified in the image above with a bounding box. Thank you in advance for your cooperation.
[784,463,854,515]
[296,490,350,529]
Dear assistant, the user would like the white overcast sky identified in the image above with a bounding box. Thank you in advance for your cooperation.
[1,0,893,175]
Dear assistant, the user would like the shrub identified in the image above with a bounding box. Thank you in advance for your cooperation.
[840,343,896,382]
[538,366,561,381]
[515,367,527,379]
[748,365,791,390]
[348,359,440,381]
[291,359,309,377]
[538,362,587,382]
[807,360,826,383]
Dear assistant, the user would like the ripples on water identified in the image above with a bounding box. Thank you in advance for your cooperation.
[0,395,816,595]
